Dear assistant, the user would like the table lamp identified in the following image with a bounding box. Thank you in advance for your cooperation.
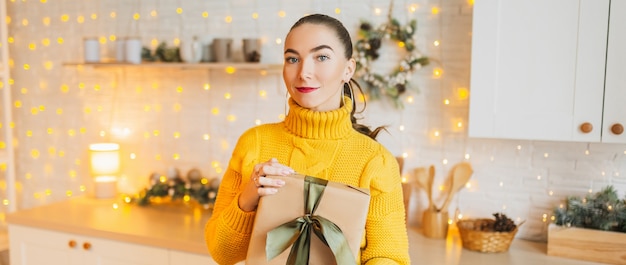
[89,143,120,198]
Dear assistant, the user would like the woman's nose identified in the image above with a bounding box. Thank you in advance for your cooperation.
[298,59,313,79]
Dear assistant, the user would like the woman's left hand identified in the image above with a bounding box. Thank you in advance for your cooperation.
[238,158,294,212]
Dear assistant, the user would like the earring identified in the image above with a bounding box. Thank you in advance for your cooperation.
[346,82,355,108]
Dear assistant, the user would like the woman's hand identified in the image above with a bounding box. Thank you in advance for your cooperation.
[238,158,294,212]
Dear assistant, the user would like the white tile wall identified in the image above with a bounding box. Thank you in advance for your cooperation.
[4,0,625,242]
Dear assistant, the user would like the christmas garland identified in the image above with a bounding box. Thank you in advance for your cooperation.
[132,168,219,209]
[354,18,430,108]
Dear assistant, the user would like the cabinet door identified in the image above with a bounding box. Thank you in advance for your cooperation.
[169,250,218,265]
[9,224,170,265]
[469,0,610,142]
[9,225,87,265]
[84,235,169,265]
[602,0,626,144]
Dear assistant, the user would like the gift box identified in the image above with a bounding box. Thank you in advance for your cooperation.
[246,174,370,265]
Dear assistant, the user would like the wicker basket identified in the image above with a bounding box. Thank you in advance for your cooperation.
[457,218,523,253]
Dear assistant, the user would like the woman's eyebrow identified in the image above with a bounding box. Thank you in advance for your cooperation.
[284,45,334,55]
[311,45,333,53]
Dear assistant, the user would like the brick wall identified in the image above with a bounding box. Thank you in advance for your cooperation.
[4,0,625,241]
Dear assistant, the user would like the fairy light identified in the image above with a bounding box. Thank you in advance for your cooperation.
[457,87,469,100]
[433,67,443,78]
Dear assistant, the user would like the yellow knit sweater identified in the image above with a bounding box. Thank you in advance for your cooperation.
[205,97,410,265]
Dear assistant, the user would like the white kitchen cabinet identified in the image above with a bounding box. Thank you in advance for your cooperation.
[468,0,626,143]
[9,225,169,265]
[169,250,218,265]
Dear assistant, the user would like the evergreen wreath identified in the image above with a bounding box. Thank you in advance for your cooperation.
[354,17,430,108]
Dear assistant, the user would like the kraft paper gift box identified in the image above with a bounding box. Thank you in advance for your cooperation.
[246,174,370,265]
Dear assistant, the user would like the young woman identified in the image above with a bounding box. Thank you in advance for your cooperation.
[205,13,410,264]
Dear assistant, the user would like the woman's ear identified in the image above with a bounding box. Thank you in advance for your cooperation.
[344,58,356,83]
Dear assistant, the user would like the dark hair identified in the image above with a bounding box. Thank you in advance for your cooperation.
[289,14,387,140]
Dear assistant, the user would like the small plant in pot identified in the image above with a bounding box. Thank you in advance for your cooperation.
[457,212,524,253]
[547,185,626,264]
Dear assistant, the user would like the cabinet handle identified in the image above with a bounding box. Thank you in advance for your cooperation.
[83,242,92,250]
[68,240,77,248]
[611,124,624,135]
[580,122,593,133]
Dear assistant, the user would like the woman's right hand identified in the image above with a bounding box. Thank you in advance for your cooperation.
[238,158,294,212]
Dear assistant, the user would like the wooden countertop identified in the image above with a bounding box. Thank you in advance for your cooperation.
[6,196,212,255]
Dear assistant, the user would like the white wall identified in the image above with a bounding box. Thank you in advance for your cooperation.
[3,0,625,242]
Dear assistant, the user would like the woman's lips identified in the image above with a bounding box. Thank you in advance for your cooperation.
[296,87,318,93]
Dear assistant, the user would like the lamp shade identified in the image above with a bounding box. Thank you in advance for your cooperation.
[89,143,120,176]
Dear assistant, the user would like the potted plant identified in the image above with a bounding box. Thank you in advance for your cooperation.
[548,186,626,264]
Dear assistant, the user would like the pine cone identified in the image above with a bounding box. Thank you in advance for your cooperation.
[493,213,517,232]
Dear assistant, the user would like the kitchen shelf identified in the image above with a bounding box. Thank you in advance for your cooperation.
[63,62,283,73]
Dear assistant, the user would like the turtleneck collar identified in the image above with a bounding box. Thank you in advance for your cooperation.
[284,96,354,139]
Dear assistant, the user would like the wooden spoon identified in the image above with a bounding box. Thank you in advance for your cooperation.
[413,167,428,191]
[438,162,473,212]
[426,165,435,211]
[414,166,435,211]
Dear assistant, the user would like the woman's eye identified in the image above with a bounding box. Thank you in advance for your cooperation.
[285,57,299,64]
[317,55,329,61]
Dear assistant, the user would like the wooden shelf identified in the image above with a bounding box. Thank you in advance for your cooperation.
[63,62,283,72]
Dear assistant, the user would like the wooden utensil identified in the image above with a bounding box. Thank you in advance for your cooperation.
[414,166,435,211]
[438,162,473,212]
[427,165,435,211]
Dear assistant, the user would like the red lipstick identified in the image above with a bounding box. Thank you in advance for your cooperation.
[296,87,317,93]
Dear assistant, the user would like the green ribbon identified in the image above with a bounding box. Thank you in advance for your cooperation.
[266,176,356,265]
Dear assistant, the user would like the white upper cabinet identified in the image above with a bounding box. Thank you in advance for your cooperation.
[468,0,626,143]
[603,0,626,143]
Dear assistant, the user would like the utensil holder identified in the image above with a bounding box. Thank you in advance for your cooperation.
[422,210,449,238]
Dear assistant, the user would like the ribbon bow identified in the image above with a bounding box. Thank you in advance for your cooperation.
[266,176,356,265]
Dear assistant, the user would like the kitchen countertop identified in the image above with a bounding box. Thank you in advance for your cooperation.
[6,196,603,264]
[408,226,603,265]
[6,196,211,255]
